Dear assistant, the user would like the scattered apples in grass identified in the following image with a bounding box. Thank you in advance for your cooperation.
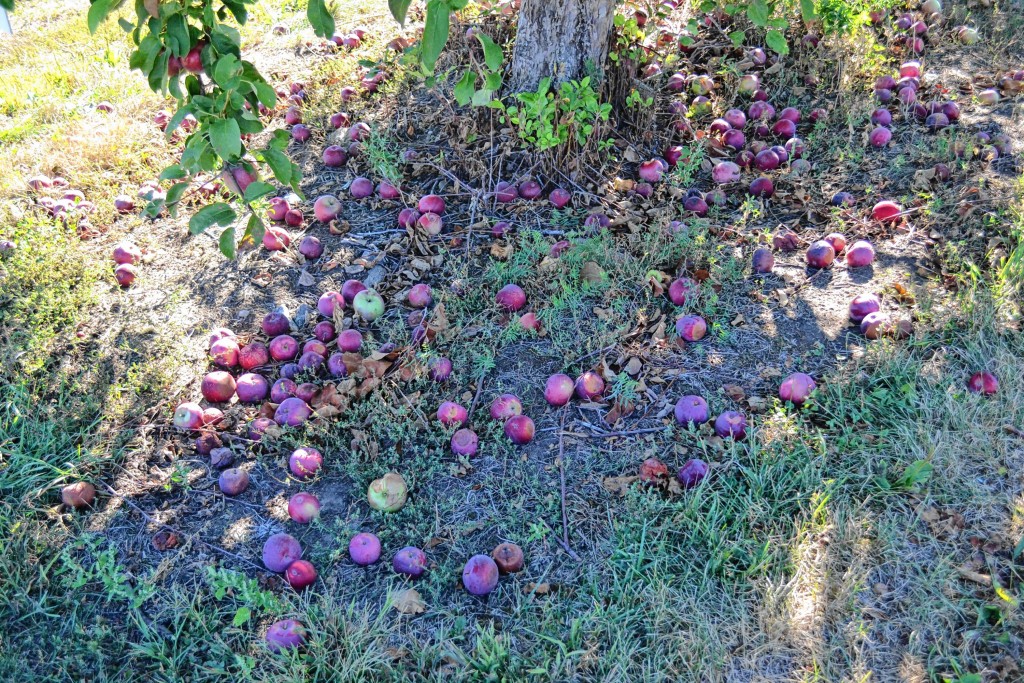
[286,560,317,590]
[674,395,709,426]
[263,533,302,572]
[201,371,236,403]
[317,292,343,319]
[62,482,96,509]
[418,194,445,215]
[288,492,321,523]
[871,201,902,224]
[494,181,518,202]
[575,372,605,401]
[298,235,324,259]
[202,408,224,428]
[463,555,500,596]
[266,619,306,653]
[496,284,527,311]
[417,212,443,235]
[492,543,524,573]
[195,432,221,455]
[313,321,336,343]
[114,264,137,287]
[849,293,881,322]
[846,240,875,267]
[668,277,698,305]
[869,127,892,148]
[367,472,408,512]
[407,284,432,308]
[239,342,269,370]
[504,415,535,445]
[276,397,311,427]
[490,394,523,421]
[823,233,847,254]
[677,458,709,488]
[218,468,250,496]
[714,411,747,440]
[173,402,204,430]
[236,373,269,403]
[675,315,707,342]
[313,194,342,222]
[779,372,817,406]
[248,417,276,441]
[349,532,382,565]
[639,457,669,483]
[549,188,571,208]
[113,242,142,265]
[545,374,575,406]
[323,145,348,168]
[353,289,385,322]
[262,312,290,337]
[752,247,775,273]
[271,378,298,403]
[452,428,479,456]
[437,401,468,426]
[860,311,887,339]
[805,240,836,269]
[393,546,427,577]
[338,329,363,352]
[289,447,322,480]
[342,279,367,304]
[429,357,453,382]
[967,371,998,395]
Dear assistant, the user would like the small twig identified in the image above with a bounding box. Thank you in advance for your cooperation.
[556,410,581,562]
[572,344,615,367]
[1003,424,1024,438]
[468,373,486,421]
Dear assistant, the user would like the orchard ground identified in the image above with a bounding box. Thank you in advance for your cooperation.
[2,1,1024,681]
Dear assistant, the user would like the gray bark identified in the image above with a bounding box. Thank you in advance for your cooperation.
[508,0,617,92]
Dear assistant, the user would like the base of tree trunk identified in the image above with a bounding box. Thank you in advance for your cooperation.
[507,0,616,93]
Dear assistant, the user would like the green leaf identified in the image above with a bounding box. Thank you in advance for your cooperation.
[766,29,789,55]
[219,227,237,259]
[484,71,502,91]
[453,71,476,106]
[164,107,191,138]
[165,181,189,208]
[117,17,134,32]
[728,30,746,47]
[747,0,770,26]
[306,0,335,39]
[252,81,277,108]
[209,118,242,161]
[421,0,450,72]
[240,213,265,249]
[471,89,493,107]
[165,13,190,57]
[475,33,503,72]
[261,146,293,184]
[159,164,187,181]
[213,54,241,86]
[388,0,413,25]
[87,0,113,34]
[189,202,237,235]
[243,181,276,203]
[800,0,818,22]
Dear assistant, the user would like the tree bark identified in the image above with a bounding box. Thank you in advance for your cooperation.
[508,0,617,92]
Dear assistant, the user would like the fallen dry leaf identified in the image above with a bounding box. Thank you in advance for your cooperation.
[393,588,426,615]
[297,270,316,287]
[602,475,638,496]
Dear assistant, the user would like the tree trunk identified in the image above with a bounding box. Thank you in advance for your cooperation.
[508,0,616,92]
